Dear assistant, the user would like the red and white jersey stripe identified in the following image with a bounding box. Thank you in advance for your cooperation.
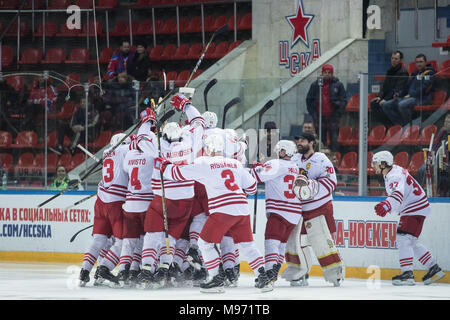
[162,156,256,216]
[123,149,155,212]
[292,152,337,212]
[384,165,431,217]
[250,159,302,224]
[97,144,129,203]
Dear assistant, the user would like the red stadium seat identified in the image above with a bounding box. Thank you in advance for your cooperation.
[50,101,76,120]
[238,13,252,30]
[367,125,386,146]
[0,0,20,9]
[136,19,153,35]
[1,45,14,67]
[18,48,42,65]
[96,0,118,9]
[227,15,240,31]
[36,130,58,148]
[228,40,242,53]
[394,151,409,168]
[400,125,420,145]
[407,62,417,75]
[0,153,13,171]
[68,153,85,171]
[383,125,403,145]
[436,59,450,78]
[408,152,425,176]
[0,131,12,148]
[366,151,375,175]
[88,131,112,150]
[338,152,357,175]
[110,21,137,37]
[73,0,93,8]
[419,124,437,146]
[211,41,229,59]
[209,15,228,32]
[34,21,59,37]
[57,73,81,92]
[160,18,177,34]
[48,0,71,9]
[57,153,72,169]
[56,23,83,37]
[160,44,177,60]
[11,131,38,149]
[187,43,203,60]
[5,75,26,91]
[175,70,190,87]
[66,48,90,64]
[184,16,202,33]
[172,43,190,60]
[337,126,352,146]
[178,17,190,33]
[192,69,203,80]
[134,0,149,7]
[6,21,30,37]
[413,91,447,112]
[80,21,105,37]
[349,128,359,146]
[345,94,359,112]
[33,153,59,173]
[15,153,35,173]
[149,44,163,61]
[166,71,178,83]
[42,48,66,64]
[204,42,216,59]
[99,47,114,64]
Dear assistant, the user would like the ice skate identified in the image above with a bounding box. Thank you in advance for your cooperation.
[200,272,225,293]
[128,269,140,288]
[186,245,203,270]
[150,263,170,289]
[168,263,185,287]
[136,265,154,290]
[93,267,106,286]
[78,268,90,287]
[422,264,445,285]
[192,267,208,287]
[255,267,274,292]
[392,270,415,286]
[290,273,309,287]
[224,268,237,287]
[110,265,130,288]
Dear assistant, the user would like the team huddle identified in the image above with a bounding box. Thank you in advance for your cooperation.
[77,93,444,293]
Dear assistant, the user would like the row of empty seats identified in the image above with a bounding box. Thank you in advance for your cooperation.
[345,90,448,113]
[1,151,87,173]
[1,40,242,68]
[0,0,235,10]
[0,130,113,151]
[0,13,251,39]
[338,124,438,147]
[336,151,425,176]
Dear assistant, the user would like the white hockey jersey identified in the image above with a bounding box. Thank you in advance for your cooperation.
[383,165,431,217]
[136,121,158,157]
[201,127,247,165]
[122,149,155,213]
[250,159,302,224]
[97,144,129,203]
[151,105,205,200]
[163,156,257,216]
[292,152,337,211]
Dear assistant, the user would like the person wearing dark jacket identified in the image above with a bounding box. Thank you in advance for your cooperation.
[382,54,435,126]
[306,64,347,152]
[370,51,409,125]
[127,40,151,82]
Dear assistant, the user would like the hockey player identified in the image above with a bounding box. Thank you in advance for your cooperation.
[113,110,157,287]
[289,131,344,287]
[137,93,205,289]
[155,134,273,293]
[250,140,301,284]
[78,133,131,286]
[372,150,445,285]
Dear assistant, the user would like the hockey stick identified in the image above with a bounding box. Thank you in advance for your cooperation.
[70,224,93,243]
[203,78,217,111]
[221,97,241,129]
[77,144,101,163]
[64,192,97,212]
[424,133,435,197]
[38,107,176,208]
[253,100,274,233]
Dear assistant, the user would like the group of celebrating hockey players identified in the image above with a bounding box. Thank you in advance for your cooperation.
[77,92,445,292]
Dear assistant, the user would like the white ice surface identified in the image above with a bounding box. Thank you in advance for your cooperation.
[0,262,449,300]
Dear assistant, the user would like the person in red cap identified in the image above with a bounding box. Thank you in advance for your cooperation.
[306,64,347,152]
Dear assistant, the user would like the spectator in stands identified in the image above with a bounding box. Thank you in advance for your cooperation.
[102,72,135,130]
[417,113,450,196]
[294,115,323,152]
[381,54,436,126]
[49,165,69,190]
[105,39,135,80]
[370,50,409,126]
[69,97,99,153]
[306,64,347,152]
[25,76,58,130]
[128,40,151,82]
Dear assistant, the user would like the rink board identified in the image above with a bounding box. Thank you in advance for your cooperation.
[0,191,449,282]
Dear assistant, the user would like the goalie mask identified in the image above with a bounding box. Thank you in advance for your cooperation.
[162,122,183,143]
[205,134,224,155]
[203,111,218,128]
[275,140,297,157]
[110,133,131,146]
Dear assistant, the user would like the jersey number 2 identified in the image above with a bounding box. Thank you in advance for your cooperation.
[221,169,239,191]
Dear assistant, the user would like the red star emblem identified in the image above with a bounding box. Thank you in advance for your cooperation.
[286,0,314,48]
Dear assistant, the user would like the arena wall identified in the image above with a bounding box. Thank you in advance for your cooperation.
[0,191,448,283]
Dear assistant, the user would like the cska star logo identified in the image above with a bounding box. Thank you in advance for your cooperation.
[285,0,314,49]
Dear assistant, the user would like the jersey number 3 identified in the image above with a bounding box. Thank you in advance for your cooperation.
[103,159,114,183]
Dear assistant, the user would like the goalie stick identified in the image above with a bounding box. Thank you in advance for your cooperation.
[253,99,274,233]
[203,78,217,111]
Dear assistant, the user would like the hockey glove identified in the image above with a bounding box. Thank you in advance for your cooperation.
[375,200,391,217]
[170,93,191,111]
[140,107,156,124]
[154,157,171,173]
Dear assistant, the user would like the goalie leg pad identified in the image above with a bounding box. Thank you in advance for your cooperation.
[305,215,345,285]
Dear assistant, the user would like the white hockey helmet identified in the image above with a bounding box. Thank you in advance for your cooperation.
[203,111,218,128]
[162,122,183,142]
[110,133,130,146]
[372,150,394,167]
[224,128,238,142]
[205,134,224,155]
[275,140,297,157]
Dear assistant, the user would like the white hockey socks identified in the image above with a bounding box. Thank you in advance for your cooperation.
[100,238,123,270]
[220,236,237,270]
[142,232,164,272]
[238,241,265,276]
[82,234,109,272]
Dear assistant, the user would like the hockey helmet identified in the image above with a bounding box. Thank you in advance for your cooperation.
[203,111,218,128]
[162,122,183,142]
[372,150,394,167]
[275,140,297,157]
[205,134,224,155]
[110,133,131,146]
